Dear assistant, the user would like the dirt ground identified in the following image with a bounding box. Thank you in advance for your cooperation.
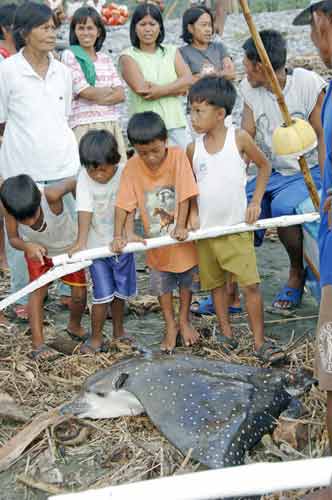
[0,236,324,500]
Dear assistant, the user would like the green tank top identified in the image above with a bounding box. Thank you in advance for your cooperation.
[121,44,187,130]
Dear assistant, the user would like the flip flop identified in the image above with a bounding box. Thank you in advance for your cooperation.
[190,297,243,316]
[80,337,109,354]
[272,285,303,310]
[215,334,239,352]
[64,328,90,343]
[254,340,286,365]
[13,304,29,321]
[113,334,137,345]
[28,344,61,361]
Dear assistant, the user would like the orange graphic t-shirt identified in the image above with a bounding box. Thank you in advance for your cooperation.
[116,146,198,272]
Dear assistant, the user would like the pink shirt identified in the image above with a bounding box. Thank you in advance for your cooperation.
[62,49,123,129]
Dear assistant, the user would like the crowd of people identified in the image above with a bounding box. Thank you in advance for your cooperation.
[0,0,332,455]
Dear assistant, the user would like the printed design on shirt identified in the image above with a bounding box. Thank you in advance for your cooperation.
[318,321,332,373]
[145,186,176,236]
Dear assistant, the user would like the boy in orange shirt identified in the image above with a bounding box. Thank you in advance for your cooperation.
[112,111,200,353]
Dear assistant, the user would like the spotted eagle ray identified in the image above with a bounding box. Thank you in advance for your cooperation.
[62,353,291,469]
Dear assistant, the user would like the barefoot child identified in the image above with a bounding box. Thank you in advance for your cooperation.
[0,175,87,360]
[69,130,137,353]
[188,76,285,363]
[112,111,200,352]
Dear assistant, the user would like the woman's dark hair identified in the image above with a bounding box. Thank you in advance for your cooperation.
[13,2,53,50]
[130,3,164,49]
[0,175,41,221]
[70,6,106,52]
[0,3,17,40]
[189,76,236,116]
[243,29,287,71]
[181,5,214,44]
[79,129,121,168]
[127,111,167,145]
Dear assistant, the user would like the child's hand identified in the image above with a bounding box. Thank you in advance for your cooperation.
[25,242,47,264]
[68,241,86,257]
[111,236,128,253]
[245,202,261,224]
[170,226,188,241]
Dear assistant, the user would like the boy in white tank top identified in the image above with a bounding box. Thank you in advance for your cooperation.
[0,175,87,361]
[187,76,285,363]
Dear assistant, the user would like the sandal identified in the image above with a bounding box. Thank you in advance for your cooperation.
[13,304,29,321]
[113,334,137,345]
[215,334,238,352]
[28,344,61,361]
[190,296,243,316]
[272,285,304,310]
[254,340,286,364]
[80,337,109,354]
[65,328,90,343]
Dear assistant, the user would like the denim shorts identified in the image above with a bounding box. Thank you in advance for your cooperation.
[90,253,136,304]
[149,265,200,296]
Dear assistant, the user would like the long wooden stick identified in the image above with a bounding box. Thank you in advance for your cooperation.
[239,0,320,211]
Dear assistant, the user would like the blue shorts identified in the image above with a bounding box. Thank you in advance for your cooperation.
[90,254,137,304]
[247,165,321,246]
[319,210,332,288]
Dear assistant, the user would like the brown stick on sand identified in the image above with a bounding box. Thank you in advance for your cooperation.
[0,406,65,472]
[239,0,320,212]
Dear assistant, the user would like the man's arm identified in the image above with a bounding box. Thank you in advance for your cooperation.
[241,102,256,139]
[308,89,326,176]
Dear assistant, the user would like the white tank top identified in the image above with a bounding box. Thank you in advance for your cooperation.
[19,193,78,257]
[193,126,247,228]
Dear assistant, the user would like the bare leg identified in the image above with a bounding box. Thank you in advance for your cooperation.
[159,292,178,351]
[214,0,228,36]
[274,225,305,308]
[111,298,125,339]
[227,277,241,309]
[29,284,49,349]
[0,216,8,270]
[212,285,233,338]
[242,283,264,350]
[67,286,87,338]
[90,303,108,349]
[178,287,200,347]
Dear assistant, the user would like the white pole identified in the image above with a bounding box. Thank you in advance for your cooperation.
[49,457,332,500]
[53,212,320,266]
[0,213,319,311]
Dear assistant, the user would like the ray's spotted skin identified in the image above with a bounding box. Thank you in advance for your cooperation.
[62,353,291,469]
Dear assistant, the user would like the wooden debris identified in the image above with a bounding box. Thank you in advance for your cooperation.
[273,418,309,450]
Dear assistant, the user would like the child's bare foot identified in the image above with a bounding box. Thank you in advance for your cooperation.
[160,322,178,352]
[179,322,200,347]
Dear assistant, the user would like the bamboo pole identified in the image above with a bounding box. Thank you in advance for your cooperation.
[238,0,320,211]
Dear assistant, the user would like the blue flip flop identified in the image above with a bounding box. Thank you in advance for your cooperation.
[190,296,243,316]
[272,285,303,309]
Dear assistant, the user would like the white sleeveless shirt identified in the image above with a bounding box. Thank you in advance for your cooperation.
[193,126,247,228]
[19,193,78,257]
